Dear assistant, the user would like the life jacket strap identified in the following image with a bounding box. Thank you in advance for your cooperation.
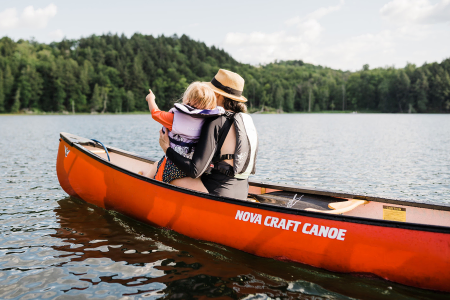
[169,136,197,152]
[206,113,236,177]
[220,154,235,160]
[212,113,235,163]
[209,162,234,177]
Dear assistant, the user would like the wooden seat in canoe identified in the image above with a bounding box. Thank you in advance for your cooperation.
[91,149,106,154]
[305,199,369,214]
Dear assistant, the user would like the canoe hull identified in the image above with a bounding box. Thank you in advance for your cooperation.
[56,138,450,292]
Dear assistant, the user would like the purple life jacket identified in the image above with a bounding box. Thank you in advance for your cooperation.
[167,103,224,158]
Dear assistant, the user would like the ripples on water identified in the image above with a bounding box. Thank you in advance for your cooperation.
[0,114,449,299]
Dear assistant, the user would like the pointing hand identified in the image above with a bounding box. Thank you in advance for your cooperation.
[146,89,155,102]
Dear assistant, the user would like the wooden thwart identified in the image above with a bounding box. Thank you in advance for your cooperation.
[91,150,106,154]
[306,199,369,214]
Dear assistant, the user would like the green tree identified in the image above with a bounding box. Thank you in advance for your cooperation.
[0,69,4,112]
[174,77,188,100]
[53,78,67,112]
[377,78,391,112]
[108,86,122,113]
[75,91,88,112]
[126,90,135,112]
[11,88,20,113]
[435,71,450,111]
[17,65,43,109]
[274,84,284,111]
[260,84,271,111]
[3,64,14,98]
[411,69,429,112]
[284,88,295,112]
[346,73,362,110]
[80,60,93,94]
[100,86,110,113]
[0,34,449,114]
[317,86,330,111]
[90,84,102,112]
[393,70,411,113]
[246,78,260,109]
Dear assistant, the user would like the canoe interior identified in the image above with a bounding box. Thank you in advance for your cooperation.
[64,133,450,228]
[249,191,345,211]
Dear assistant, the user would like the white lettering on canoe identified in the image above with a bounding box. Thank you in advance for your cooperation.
[277,218,286,230]
[309,224,319,235]
[318,226,329,237]
[235,210,244,220]
[302,223,311,234]
[292,221,302,232]
[270,217,279,227]
[234,210,347,240]
[337,229,347,240]
[254,214,262,224]
[328,228,339,239]
[235,210,262,225]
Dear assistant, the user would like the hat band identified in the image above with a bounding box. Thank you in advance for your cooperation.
[211,78,242,97]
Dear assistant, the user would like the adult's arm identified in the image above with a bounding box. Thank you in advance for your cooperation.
[165,117,223,178]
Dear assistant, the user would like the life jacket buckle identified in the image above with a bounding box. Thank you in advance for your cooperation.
[205,163,214,175]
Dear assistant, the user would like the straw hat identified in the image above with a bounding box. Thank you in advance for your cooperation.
[204,69,247,103]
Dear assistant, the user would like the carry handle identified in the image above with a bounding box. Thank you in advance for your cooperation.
[91,139,111,161]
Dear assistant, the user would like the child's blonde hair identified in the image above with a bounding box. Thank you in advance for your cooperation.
[182,82,216,110]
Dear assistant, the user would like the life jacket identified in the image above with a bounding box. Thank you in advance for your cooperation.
[210,112,258,179]
[167,103,225,158]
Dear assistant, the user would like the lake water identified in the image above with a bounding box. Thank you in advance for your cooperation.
[1,114,449,299]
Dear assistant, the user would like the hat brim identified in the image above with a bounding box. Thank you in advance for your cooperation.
[204,82,247,103]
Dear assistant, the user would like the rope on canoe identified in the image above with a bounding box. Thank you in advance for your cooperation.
[91,139,111,161]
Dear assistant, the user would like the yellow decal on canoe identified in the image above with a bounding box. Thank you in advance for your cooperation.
[383,205,406,222]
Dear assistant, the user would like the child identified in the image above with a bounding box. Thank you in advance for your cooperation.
[145,82,224,184]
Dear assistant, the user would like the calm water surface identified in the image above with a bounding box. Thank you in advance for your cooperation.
[0,114,449,300]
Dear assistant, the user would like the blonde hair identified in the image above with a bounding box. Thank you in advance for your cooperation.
[182,82,217,110]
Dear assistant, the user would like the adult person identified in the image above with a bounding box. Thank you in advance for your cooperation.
[158,69,258,200]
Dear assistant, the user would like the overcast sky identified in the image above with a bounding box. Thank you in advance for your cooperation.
[0,0,449,71]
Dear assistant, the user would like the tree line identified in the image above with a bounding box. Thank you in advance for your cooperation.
[0,34,449,114]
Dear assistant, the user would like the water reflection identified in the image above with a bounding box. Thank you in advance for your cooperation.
[1,114,449,299]
[44,197,448,299]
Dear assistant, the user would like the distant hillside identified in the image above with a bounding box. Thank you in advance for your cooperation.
[0,34,449,113]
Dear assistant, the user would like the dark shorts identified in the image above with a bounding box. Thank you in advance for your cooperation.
[201,171,249,200]
[155,156,187,183]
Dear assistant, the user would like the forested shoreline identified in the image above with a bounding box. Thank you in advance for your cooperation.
[0,33,449,114]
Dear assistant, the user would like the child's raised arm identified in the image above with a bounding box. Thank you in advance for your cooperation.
[146,89,158,112]
[146,89,174,131]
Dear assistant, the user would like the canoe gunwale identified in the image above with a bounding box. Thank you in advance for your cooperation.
[60,134,156,164]
[60,132,450,234]
[249,180,450,212]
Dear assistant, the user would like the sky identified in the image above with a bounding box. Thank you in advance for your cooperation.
[0,0,449,71]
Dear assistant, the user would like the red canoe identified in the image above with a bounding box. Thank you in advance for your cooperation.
[56,132,450,292]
